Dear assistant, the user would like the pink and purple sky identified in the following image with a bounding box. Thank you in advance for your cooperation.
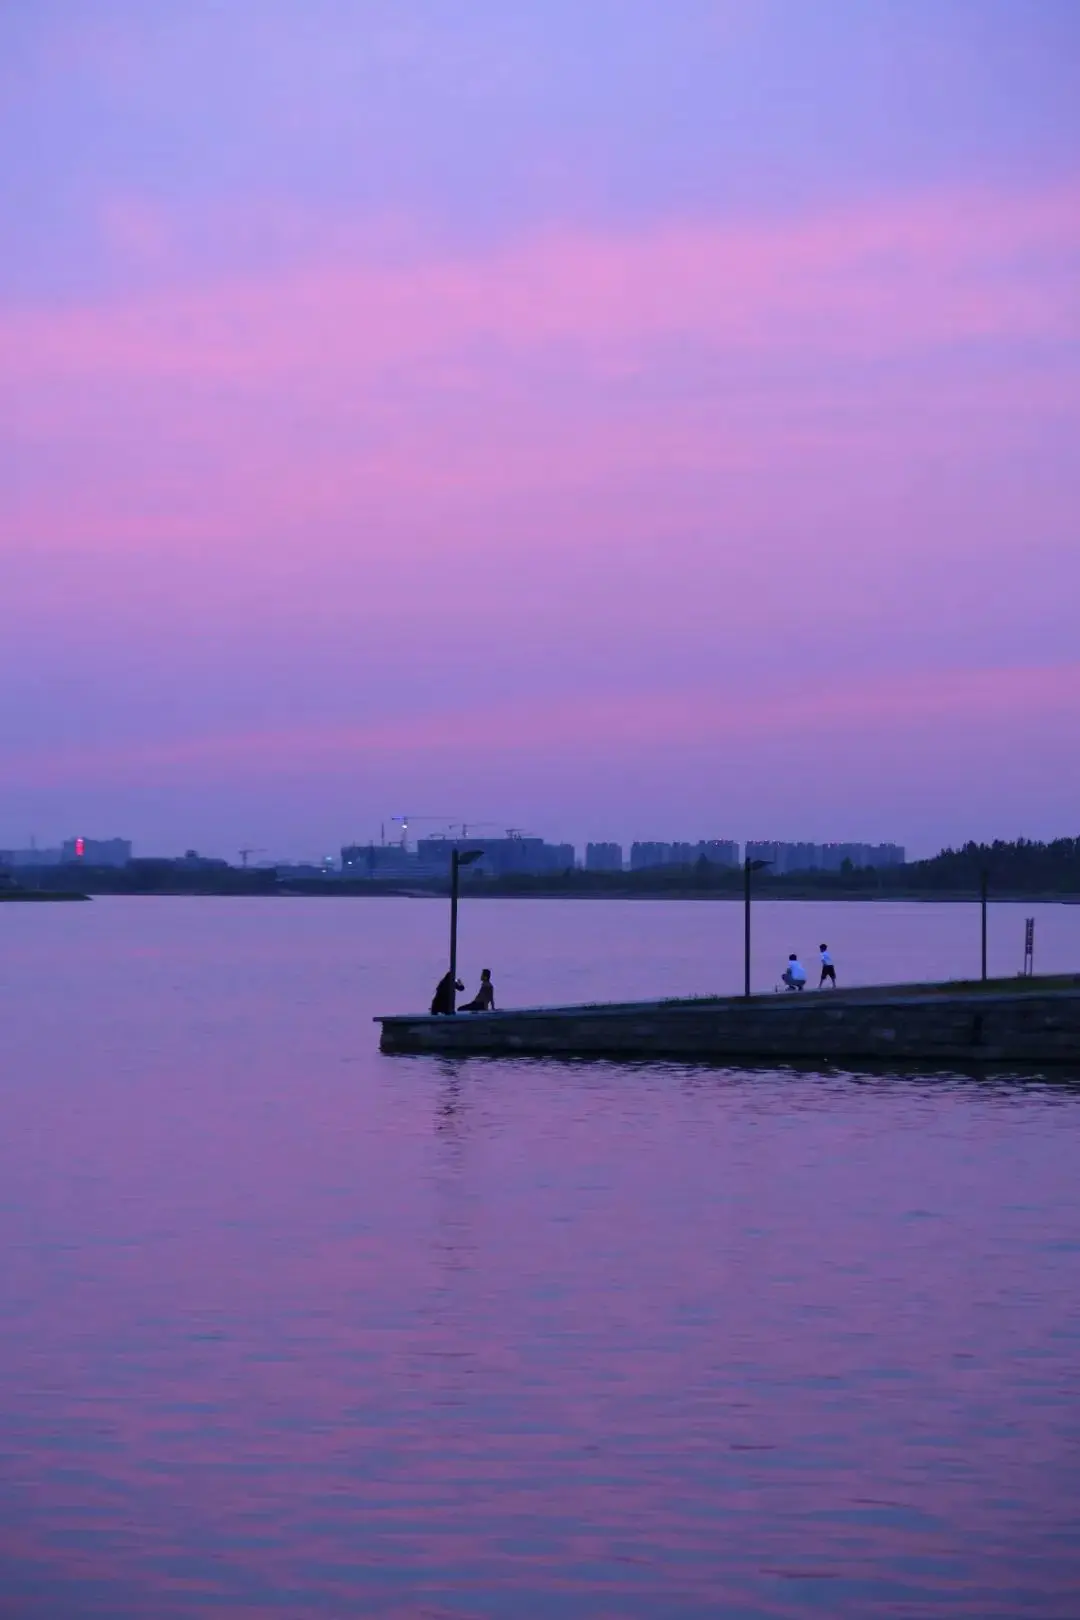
[3,1,1079,858]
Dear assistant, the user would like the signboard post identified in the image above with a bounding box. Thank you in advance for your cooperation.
[1023,917,1035,978]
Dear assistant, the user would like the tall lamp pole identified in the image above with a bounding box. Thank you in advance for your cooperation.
[743,857,773,998]
[980,867,988,982]
[449,848,484,1011]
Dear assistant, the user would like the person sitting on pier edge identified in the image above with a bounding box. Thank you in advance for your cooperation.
[782,954,807,992]
[459,968,495,1013]
[819,944,837,988]
[430,970,465,1016]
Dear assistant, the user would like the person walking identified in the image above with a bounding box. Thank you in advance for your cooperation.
[819,944,837,988]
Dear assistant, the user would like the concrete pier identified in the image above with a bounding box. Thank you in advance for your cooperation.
[377,979,1080,1066]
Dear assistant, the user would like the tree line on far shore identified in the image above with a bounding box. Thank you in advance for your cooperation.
[899,838,1080,893]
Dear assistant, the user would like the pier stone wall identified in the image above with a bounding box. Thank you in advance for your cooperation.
[379,988,1080,1066]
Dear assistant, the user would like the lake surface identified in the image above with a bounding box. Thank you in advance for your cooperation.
[2,897,1079,1617]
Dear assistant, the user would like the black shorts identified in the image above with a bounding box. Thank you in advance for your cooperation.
[820,964,836,982]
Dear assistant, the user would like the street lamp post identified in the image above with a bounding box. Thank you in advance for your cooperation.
[980,867,988,982]
[743,857,773,998]
[449,848,484,1011]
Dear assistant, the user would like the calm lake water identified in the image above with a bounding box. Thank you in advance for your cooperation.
[2,897,1079,1617]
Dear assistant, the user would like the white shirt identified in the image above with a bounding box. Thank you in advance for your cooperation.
[820,949,833,966]
[787,959,807,982]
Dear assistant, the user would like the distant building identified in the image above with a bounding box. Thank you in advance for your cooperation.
[0,846,63,868]
[746,841,906,874]
[173,849,228,870]
[630,841,673,870]
[417,834,574,879]
[341,844,428,880]
[631,839,740,871]
[341,839,579,882]
[61,837,132,867]
[585,842,623,872]
[744,841,819,875]
[787,842,824,874]
[695,839,739,869]
[818,843,861,872]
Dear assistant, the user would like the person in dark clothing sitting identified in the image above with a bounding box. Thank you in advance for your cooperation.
[459,968,495,1013]
[430,970,464,1015]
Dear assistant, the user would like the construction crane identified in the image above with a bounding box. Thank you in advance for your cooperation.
[238,847,266,868]
[446,821,501,840]
[390,814,454,850]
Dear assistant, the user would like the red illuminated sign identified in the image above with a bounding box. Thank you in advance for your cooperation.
[75,837,85,858]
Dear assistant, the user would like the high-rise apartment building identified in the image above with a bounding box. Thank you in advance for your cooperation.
[416,835,575,878]
[630,839,740,871]
[696,839,739,868]
[745,841,906,874]
[585,842,623,872]
[61,837,132,867]
[0,846,63,867]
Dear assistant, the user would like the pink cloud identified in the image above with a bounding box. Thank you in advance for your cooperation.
[7,660,1078,790]
[4,181,1078,388]
[2,178,1076,578]
[3,179,1078,853]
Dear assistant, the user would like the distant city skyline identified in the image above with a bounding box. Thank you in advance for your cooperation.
[2,4,1078,852]
[0,816,1070,867]
[5,825,910,870]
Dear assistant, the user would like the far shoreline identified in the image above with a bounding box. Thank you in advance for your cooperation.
[44,885,1080,905]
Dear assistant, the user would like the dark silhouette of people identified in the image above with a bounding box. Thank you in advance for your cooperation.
[430,970,464,1015]
[459,968,495,1013]
[819,944,837,987]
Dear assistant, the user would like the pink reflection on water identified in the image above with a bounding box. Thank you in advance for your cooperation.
[0,900,1078,1615]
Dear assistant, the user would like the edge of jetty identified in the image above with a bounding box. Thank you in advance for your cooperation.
[0,888,91,902]
[376,976,1080,1065]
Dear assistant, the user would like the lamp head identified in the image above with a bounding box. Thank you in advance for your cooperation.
[456,848,484,867]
